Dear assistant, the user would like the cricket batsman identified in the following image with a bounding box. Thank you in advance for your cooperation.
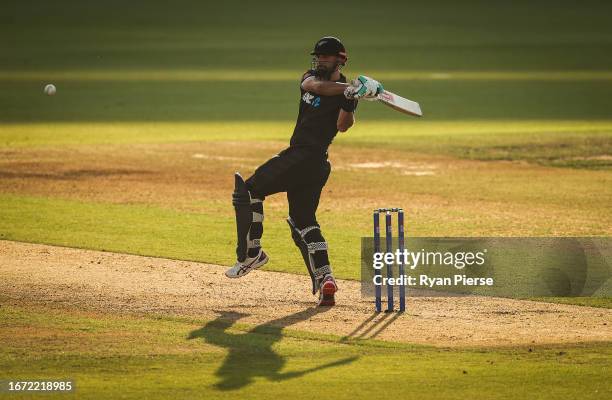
[227,36,383,306]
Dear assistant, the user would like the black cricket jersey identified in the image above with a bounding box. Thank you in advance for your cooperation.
[290,70,358,150]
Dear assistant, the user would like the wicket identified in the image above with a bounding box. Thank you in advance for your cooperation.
[373,208,406,312]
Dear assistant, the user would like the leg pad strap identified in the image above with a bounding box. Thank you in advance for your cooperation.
[307,242,328,252]
[314,265,331,278]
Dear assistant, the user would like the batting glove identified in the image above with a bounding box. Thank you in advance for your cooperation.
[344,85,358,99]
[351,75,384,99]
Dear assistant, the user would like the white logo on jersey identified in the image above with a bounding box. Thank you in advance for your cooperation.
[302,92,315,104]
[302,91,321,108]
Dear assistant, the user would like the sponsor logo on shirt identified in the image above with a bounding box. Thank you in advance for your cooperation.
[302,92,321,108]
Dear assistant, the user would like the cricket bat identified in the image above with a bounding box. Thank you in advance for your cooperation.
[376,90,422,117]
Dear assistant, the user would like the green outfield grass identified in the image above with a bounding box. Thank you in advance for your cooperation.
[2,120,612,169]
[1,304,610,400]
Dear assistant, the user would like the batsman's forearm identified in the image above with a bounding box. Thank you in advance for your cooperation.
[308,80,350,96]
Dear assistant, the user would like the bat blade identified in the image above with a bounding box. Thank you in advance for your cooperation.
[377,90,422,117]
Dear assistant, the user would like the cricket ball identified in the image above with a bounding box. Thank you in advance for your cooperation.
[44,84,56,96]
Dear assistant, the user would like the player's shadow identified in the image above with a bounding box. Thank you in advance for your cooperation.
[187,307,358,391]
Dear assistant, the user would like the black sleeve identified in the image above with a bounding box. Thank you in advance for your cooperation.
[341,98,358,113]
[300,70,315,85]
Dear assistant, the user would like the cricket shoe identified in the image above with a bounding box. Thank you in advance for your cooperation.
[318,275,338,306]
[225,249,269,278]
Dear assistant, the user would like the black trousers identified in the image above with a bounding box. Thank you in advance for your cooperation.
[246,145,331,229]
